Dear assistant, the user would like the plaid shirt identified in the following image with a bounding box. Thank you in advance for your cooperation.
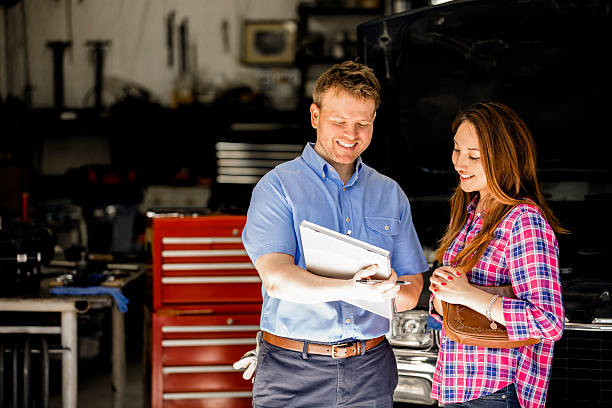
[430,198,564,408]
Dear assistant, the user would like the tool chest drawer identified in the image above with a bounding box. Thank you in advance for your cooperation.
[163,397,253,408]
[155,312,260,366]
[152,215,261,309]
[151,308,260,408]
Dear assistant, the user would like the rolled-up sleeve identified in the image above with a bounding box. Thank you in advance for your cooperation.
[391,187,428,276]
[501,209,564,342]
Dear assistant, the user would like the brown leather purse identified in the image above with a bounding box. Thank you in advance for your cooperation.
[441,285,540,348]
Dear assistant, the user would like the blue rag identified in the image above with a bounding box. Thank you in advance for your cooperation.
[50,286,130,313]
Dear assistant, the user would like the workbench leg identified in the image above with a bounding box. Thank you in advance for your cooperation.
[112,304,126,408]
[61,310,78,408]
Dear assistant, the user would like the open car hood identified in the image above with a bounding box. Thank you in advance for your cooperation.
[359,0,612,187]
[358,0,612,322]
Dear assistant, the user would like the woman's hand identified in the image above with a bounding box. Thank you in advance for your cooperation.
[428,265,475,305]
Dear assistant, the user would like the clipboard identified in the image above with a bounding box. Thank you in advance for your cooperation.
[299,220,394,319]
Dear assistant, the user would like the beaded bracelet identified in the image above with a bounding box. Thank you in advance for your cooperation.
[486,294,500,330]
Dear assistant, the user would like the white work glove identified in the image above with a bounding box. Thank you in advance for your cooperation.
[232,331,261,382]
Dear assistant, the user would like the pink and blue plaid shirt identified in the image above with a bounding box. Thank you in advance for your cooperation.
[430,198,564,408]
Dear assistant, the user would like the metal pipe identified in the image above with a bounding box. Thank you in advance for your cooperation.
[61,310,78,408]
[112,303,126,408]
[0,299,79,312]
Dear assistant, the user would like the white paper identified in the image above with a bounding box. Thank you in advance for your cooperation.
[299,220,394,319]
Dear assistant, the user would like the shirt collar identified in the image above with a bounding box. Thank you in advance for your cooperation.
[301,142,364,184]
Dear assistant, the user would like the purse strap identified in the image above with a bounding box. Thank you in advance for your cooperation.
[474,284,516,299]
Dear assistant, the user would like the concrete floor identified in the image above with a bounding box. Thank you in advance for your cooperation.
[44,331,144,408]
[47,354,144,408]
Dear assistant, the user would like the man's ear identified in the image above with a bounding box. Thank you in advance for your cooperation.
[310,103,320,129]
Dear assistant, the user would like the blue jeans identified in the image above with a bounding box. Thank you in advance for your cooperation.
[252,337,398,408]
[443,384,521,408]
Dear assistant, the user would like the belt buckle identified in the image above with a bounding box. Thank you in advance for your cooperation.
[331,342,349,359]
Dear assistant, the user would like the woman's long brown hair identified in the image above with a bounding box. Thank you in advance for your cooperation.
[435,101,567,270]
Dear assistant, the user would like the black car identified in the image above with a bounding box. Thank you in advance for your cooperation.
[358,0,612,406]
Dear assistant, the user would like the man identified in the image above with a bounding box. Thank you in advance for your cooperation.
[242,61,427,407]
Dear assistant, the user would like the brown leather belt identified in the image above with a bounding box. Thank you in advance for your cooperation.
[262,331,385,359]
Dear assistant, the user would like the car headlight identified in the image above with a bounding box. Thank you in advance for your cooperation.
[387,310,433,348]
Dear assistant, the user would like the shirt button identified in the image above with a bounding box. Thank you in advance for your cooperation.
[343,187,346,191]
[346,230,351,235]
[345,217,350,223]
[345,318,351,324]
[384,225,389,231]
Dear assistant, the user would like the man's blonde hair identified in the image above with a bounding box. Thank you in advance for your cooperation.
[312,61,380,110]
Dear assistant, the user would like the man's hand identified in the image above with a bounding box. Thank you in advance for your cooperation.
[343,265,400,302]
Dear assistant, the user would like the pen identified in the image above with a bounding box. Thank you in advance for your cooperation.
[356,279,410,285]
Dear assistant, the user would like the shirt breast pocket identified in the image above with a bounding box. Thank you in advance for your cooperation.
[364,216,400,252]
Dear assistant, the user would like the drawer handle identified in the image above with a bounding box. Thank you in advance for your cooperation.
[162,237,242,244]
[162,263,254,271]
[162,249,248,257]
[161,276,261,284]
[163,365,237,374]
[157,309,214,317]
[162,325,260,333]
[163,391,252,400]
[162,338,257,347]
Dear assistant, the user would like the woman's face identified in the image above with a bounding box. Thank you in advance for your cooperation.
[452,121,489,198]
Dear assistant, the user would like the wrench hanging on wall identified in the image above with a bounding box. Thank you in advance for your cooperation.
[179,18,189,75]
[166,11,175,67]
[46,41,71,109]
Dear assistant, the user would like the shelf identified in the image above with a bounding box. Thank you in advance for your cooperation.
[298,3,383,16]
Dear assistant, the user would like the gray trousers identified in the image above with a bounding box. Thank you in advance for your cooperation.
[252,337,398,408]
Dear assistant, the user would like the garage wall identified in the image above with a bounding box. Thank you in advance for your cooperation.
[1,0,299,108]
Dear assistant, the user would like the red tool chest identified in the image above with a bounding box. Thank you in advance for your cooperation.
[149,215,261,408]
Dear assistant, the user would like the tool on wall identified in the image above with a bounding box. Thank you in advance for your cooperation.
[1,0,33,104]
[45,41,72,109]
[84,40,111,110]
[172,18,194,107]
[19,0,32,105]
[64,0,74,63]
[1,0,22,100]
[166,11,175,67]
[222,19,230,53]
[179,18,189,75]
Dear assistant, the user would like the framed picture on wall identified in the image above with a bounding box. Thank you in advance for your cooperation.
[242,20,298,65]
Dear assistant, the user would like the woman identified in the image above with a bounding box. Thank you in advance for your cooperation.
[429,101,565,408]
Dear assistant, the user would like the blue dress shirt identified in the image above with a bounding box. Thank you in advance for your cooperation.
[242,143,427,342]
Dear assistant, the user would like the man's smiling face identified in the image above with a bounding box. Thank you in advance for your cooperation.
[311,88,376,180]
